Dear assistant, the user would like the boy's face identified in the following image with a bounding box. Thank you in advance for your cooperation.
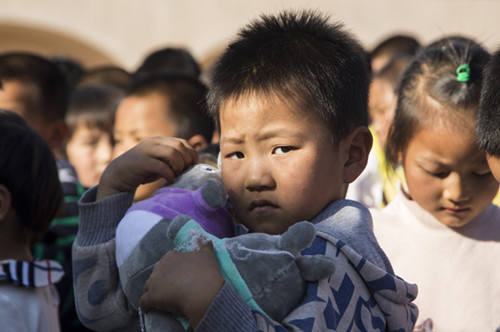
[487,154,500,183]
[66,122,113,188]
[113,92,177,158]
[0,79,54,147]
[113,92,177,201]
[402,115,499,228]
[219,93,349,235]
[368,77,397,148]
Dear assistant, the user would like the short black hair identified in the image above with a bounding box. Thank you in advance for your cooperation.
[207,10,370,143]
[127,74,214,143]
[0,110,63,238]
[370,34,421,72]
[478,46,500,156]
[0,52,69,122]
[386,39,490,168]
[66,85,124,140]
[77,65,132,91]
[133,47,201,82]
[51,54,86,90]
[426,34,482,51]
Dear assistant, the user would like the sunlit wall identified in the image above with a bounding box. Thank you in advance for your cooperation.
[1,0,499,71]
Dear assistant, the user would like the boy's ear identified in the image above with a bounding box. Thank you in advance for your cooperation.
[188,134,208,152]
[343,126,373,184]
[0,184,12,221]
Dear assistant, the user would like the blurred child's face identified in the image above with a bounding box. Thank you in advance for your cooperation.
[402,115,499,227]
[219,93,349,235]
[113,92,177,201]
[486,154,500,183]
[113,92,177,158]
[0,79,56,148]
[66,122,113,188]
[368,77,397,148]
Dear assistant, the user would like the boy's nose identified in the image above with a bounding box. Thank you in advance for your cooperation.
[443,173,470,203]
[245,159,276,191]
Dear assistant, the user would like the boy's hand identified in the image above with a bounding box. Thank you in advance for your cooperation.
[139,240,224,328]
[97,137,198,200]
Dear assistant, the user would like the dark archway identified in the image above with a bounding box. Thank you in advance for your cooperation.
[0,23,120,68]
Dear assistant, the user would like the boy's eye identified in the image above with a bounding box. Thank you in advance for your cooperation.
[83,138,99,147]
[273,146,294,154]
[473,170,492,177]
[424,169,449,179]
[228,152,245,159]
[430,172,448,179]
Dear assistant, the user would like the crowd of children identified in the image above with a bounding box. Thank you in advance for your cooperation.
[370,38,499,331]
[0,7,499,332]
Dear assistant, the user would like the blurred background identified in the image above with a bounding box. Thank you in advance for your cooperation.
[1,0,499,72]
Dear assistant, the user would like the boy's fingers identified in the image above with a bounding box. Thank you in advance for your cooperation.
[149,158,176,184]
[168,139,199,173]
[140,138,196,184]
[140,279,157,313]
[175,137,199,164]
[139,291,151,313]
[151,137,198,175]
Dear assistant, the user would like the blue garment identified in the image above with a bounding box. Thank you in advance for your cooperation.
[73,186,418,332]
[198,200,419,332]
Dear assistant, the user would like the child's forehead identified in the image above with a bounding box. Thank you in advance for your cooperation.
[218,92,340,150]
[218,92,337,143]
[219,92,310,119]
[75,118,106,130]
[418,104,476,132]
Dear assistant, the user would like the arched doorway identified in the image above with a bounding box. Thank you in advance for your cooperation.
[0,23,120,68]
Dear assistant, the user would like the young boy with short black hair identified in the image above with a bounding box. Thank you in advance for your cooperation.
[478,46,500,183]
[73,10,418,331]
[0,52,90,331]
[112,74,216,201]
[0,110,65,331]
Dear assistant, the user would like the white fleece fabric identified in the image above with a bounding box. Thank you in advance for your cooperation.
[371,187,500,332]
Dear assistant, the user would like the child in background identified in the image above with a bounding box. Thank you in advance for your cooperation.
[0,51,89,331]
[113,74,215,201]
[65,85,124,189]
[73,10,418,331]
[478,46,500,183]
[367,55,415,155]
[347,54,414,208]
[370,40,500,331]
[417,34,500,207]
[0,110,65,332]
[0,52,70,160]
[347,35,421,209]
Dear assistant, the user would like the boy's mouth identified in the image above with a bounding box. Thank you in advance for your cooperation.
[442,206,471,215]
[249,199,279,211]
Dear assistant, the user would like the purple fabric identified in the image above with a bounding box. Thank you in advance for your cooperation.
[127,186,235,239]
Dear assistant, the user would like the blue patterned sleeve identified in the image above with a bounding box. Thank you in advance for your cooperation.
[195,236,417,332]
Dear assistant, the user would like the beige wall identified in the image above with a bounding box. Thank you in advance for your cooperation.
[1,0,499,72]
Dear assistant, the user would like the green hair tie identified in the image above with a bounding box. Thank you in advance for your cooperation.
[456,64,470,82]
